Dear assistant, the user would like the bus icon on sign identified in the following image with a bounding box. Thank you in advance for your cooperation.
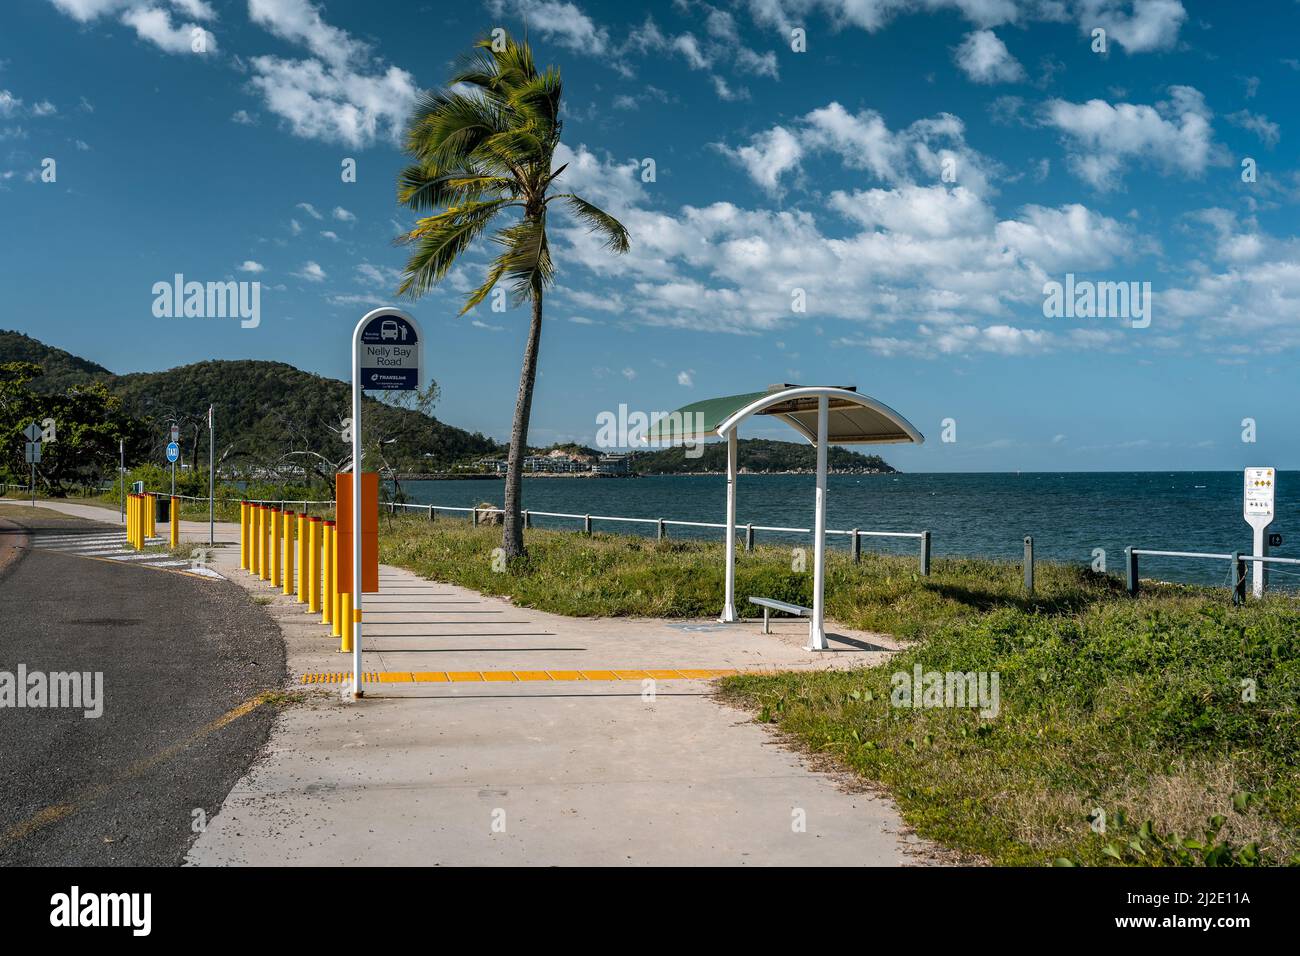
[380,320,399,341]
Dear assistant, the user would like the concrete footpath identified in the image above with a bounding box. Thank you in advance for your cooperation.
[27,499,937,866]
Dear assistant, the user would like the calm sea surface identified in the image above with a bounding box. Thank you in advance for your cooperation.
[394,471,1299,589]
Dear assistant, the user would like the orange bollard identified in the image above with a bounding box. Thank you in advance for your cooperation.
[170,496,179,549]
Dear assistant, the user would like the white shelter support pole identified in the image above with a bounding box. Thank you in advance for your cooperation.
[721,428,738,622]
[808,394,829,650]
[350,318,365,699]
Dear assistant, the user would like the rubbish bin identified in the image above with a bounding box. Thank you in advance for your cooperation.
[155,496,172,523]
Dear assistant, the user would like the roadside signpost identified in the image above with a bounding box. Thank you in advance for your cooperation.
[168,423,180,498]
[23,423,41,506]
[1244,466,1276,598]
[349,308,423,699]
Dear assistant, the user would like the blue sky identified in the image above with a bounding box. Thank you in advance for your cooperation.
[2,0,1298,472]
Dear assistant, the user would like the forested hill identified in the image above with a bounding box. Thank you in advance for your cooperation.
[632,438,896,474]
[0,331,500,472]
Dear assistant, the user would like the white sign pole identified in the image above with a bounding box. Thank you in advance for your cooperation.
[349,307,422,700]
[350,315,366,699]
[1244,466,1276,598]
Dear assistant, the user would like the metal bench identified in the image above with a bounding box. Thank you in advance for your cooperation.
[748,596,812,634]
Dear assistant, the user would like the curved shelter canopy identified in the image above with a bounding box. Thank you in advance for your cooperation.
[646,384,923,446]
[648,384,923,650]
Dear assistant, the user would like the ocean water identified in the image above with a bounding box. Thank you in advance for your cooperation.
[395,471,1299,589]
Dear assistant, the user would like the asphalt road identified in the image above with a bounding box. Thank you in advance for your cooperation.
[0,509,285,866]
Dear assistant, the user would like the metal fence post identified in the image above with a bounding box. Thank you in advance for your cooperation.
[1125,547,1138,597]
[1232,552,1247,606]
[1023,535,1034,595]
[428,504,435,521]
[524,510,531,529]
[745,523,754,552]
[920,531,931,577]
[656,519,665,541]
[583,514,592,535]
[851,529,861,563]
[472,507,479,527]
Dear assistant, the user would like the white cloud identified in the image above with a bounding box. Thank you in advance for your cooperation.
[356,262,405,291]
[320,230,338,240]
[296,201,323,219]
[0,91,21,117]
[485,0,610,53]
[31,100,57,116]
[248,55,416,148]
[1227,110,1280,148]
[231,109,258,125]
[248,0,367,67]
[1042,86,1216,190]
[237,0,417,147]
[1076,0,1186,53]
[717,126,803,193]
[829,185,993,239]
[119,5,216,55]
[238,260,264,272]
[552,142,1139,347]
[295,261,326,281]
[621,367,637,380]
[953,29,1025,84]
[677,369,694,387]
[333,206,356,222]
[720,102,998,196]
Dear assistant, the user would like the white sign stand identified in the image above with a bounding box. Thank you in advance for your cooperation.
[1244,466,1275,598]
[349,307,423,700]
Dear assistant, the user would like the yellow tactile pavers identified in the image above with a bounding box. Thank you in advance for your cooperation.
[299,668,740,685]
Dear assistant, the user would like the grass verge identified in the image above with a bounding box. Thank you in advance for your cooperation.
[380,515,1300,866]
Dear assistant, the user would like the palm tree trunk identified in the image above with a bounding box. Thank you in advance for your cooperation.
[502,285,544,559]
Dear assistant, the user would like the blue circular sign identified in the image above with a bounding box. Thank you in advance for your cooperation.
[166,441,180,463]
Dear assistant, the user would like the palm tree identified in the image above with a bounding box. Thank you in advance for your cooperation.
[395,32,629,560]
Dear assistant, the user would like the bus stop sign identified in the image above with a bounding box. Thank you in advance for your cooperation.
[358,311,422,391]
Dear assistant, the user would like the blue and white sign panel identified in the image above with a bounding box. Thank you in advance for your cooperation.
[359,311,422,391]
[166,441,180,463]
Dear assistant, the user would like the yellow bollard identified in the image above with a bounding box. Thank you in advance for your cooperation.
[269,507,281,586]
[283,511,295,596]
[240,501,249,570]
[145,494,155,540]
[250,509,261,574]
[307,517,320,612]
[338,593,352,651]
[170,496,179,550]
[321,522,333,626]
[127,495,134,549]
[259,506,271,582]
[296,513,308,603]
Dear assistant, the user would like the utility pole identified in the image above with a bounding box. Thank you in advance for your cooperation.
[208,404,215,546]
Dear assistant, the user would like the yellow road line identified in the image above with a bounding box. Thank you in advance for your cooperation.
[300,668,740,684]
[0,693,273,852]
